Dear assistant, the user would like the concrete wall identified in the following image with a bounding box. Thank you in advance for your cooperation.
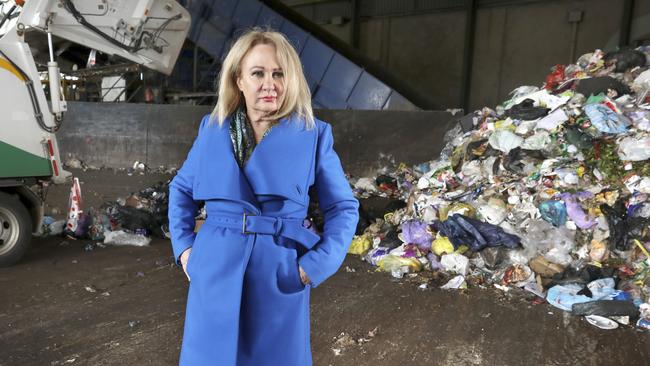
[361,12,467,109]
[470,0,630,110]
[58,102,455,177]
[285,0,650,111]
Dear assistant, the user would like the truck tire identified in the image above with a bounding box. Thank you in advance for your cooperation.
[0,192,32,267]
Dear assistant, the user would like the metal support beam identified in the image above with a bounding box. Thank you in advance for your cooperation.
[460,0,477,113]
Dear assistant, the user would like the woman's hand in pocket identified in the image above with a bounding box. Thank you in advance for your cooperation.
[298,265,310,285]
[180,248,192,281]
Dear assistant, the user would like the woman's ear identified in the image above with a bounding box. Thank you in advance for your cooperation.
[236,76,243,92]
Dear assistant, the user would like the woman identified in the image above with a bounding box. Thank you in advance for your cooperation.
[168,29,359,365]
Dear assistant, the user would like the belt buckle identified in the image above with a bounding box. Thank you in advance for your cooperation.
[242,212,255,235]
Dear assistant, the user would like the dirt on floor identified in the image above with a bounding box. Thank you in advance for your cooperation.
[0,169,649,366]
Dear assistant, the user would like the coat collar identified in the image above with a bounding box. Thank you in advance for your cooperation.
[193,114,318,209]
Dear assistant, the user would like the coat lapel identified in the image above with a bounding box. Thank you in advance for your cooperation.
[244,115,318,205]
[193,118,258,209]
[193,115,318,207]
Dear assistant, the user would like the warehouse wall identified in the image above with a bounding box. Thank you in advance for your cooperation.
[58,102,455,177]
[284,0,650,111]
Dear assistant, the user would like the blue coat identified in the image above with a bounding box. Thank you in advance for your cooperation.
[168,114,359,365]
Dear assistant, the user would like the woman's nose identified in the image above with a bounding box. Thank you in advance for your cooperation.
[261,74,275,90]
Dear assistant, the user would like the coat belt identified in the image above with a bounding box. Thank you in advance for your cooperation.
[204,212,321,250]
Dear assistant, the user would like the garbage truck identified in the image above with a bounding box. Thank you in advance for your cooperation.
[0,0,190,266]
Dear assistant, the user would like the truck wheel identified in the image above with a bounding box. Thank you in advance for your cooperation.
[0,192,32,267]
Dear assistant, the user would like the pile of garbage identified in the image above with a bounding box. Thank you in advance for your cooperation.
[348,47,650,330]
[39,177,171,247]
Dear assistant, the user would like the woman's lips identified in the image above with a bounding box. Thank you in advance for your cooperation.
[261,96,276,102]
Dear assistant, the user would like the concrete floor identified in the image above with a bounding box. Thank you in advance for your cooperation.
[0,169,649,365]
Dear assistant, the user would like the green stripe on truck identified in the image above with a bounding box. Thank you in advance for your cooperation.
[0,140,52,178]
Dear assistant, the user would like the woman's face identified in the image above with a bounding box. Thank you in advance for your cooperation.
[237,43,284,117]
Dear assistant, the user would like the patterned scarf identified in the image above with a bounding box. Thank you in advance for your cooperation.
[229,105,277,167]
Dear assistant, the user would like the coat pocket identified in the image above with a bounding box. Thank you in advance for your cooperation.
[186,229,204,280]
[276,246,307,295]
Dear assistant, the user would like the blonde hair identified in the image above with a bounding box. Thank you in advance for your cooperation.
[211,28,314,129]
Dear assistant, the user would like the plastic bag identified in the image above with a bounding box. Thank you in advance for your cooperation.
[521,219,575,265]
[488,130,524,154]
[546,278,617,311]
[521,131,552,150]
[504,98,550,120]
[584,103,630,134]
[477,202,507,225]
[400,220,433,252]
[432,214,521,252]
[348,235,372,255]
[535,109,568,131]
[377,255,422,277]
[103,230,151,247]
[576,77,631,98]
[440,275,467,290]
[572,300,640,317]
[440,253,469,275]
[560,192,596,229]
[363,247,390,266]
[617,136,650,161]
[604,49,646,73]
[538,200,567,227]
[544,64,566,91]
[600,199,650,251]
[431,235,455,256]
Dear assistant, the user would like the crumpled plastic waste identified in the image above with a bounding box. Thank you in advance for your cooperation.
[477,200,507,225]
[521,219,575,266]
[400,220,433,252]
[538,201,567,227]
[377,254,422,278]
[544,64,566,91]
[487,130,524,154]
[440,275,467,290]
[432,214,520,252]
[584,103,630,134]
[440,253,469,276]
[571,300,640,317]
[502,264,535,287]
[103,230,151,247]
[627,110,650,131]
[348,235,372,255]
[521,131,552,150]
[604,49,647,73]
[601,200,650,251]
[617,135,650,161]
[504,98,550,120]
[546,278,617,312]
[564,125,593,149]
[36,216,66,237]
[535,108,568,130]
[576,77,631,98]
[431,235,455,256]
[559,192,596,229]
[637,303,650,330]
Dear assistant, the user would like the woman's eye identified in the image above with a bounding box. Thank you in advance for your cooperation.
[252,71,263,77]
[273,72,284,78]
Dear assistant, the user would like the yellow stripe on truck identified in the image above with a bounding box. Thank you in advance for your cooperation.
[0,58,26,81]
